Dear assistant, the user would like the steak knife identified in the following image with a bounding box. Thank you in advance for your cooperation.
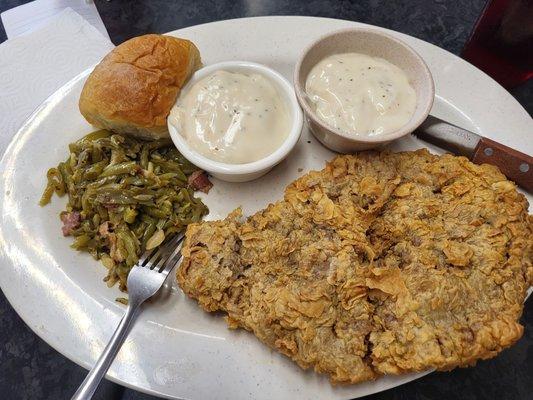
[413,115,533,192]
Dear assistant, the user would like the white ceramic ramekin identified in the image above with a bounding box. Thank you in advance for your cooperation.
[168,61,303,182]
[294,28,435,153]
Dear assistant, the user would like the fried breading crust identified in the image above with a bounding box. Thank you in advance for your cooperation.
[177,149,533,384]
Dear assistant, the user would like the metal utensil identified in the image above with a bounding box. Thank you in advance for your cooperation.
[413,115,533,192]
[71,232,185,400]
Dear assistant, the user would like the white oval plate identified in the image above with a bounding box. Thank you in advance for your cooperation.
[0,16,531,400]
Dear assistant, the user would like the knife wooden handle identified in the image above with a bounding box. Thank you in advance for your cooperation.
[472,137,533,192]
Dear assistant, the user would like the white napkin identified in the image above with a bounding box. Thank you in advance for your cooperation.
[0,7,114,155]
[1,0,109,40]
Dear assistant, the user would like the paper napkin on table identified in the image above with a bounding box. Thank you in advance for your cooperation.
[1,0,109,40]
[0,7,114,156]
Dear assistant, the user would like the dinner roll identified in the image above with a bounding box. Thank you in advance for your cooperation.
[79,34,201,140]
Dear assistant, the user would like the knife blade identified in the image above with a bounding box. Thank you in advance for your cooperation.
[413,115,533,192]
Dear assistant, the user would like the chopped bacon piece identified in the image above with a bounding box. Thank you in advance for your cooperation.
[60,211,81,236]
[188,170,213,194]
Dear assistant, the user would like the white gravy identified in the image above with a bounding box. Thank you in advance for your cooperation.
[305,53,417,136]
[169,70,291,164]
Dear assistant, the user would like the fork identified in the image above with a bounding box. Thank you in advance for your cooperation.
[71,232,186,400]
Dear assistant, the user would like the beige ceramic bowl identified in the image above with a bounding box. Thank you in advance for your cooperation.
[294,28,435,153]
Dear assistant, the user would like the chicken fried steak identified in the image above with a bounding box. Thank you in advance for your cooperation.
[177,149,532,384]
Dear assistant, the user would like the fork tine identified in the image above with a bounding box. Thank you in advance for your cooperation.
[140,231,184,268]
[162,253,183,275]
[143,235,181,269]
[138,231,182,266]
[137,247,156,266]
[152,235,185,273]
[158,248,185,277]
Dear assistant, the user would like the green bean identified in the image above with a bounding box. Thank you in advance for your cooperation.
[40,130,209,294]
[110,149,126,165]
[156,218,167,230]
[92,213,101,227]
[151,160,188,181]
[140,146,150,169]
[123,207,137,224]
[84,160,108,180]
[120,176,150,186]
[141,220,157,249]
[91,143,103,163]
[68,153,77,169]
[77,148,92,167]
[79,129,111,144]
[99,161,139,177]
[39,184,55,206]
[71,234,91,249]
[132,194,154,202]
[143,206,169,219]
[71,168,84,185]
[117,228,139,266]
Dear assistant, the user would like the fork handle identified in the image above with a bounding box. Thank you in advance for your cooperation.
[72,303,140,400]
